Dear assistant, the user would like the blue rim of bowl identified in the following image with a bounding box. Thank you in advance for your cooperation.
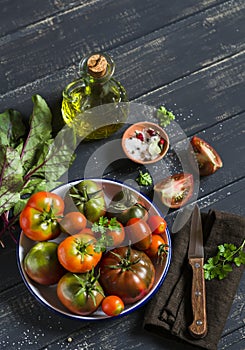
[16,177,172,321]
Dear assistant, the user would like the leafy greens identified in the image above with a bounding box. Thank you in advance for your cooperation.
[0,95,76,244]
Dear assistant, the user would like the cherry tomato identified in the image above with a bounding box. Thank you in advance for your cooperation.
[57,233,102,273]
[57,270,104,315]
[154,173,194,208]
[99,246,155,304]
[126,218,152,250]
[145,235,169,264]
[24,242,65,285]
[60,212,87,235]
[147,215,167,234]
[106,221,125,247]
[191,136,223,176]
[20,191,64,241]
[101,296,124,316]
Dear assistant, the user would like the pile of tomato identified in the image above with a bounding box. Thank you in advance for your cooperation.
[20,180,169,317]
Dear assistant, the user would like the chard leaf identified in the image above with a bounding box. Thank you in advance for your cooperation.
[21,178,62,196]
[0,109,26,147]
[24,139,54,178]
[20,95,52,173]
[13,198,28,217]
[0,146,23,215]
[42,125,76,182]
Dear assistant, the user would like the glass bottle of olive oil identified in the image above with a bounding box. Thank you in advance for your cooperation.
[61,53,128,140]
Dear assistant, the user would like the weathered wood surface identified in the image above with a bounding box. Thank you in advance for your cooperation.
[0,0,244,349]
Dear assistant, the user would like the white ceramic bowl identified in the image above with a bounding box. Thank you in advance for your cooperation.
[17,178,171,320]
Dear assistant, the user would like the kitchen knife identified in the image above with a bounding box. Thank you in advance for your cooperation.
[188,204,208,338]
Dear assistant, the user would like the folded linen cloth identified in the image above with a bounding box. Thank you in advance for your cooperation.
[143,210,245,350]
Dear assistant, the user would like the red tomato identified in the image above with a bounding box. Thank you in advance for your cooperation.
[101,295,124,316]
[147,215,167,234]
[145,235,169,263]
[57,233,102,273]
[191,136,223,176]
[154,173,194,208]
[20,191,64,241]
[126,218,152,250]
[60,212,87,235]
[99,246,155,304]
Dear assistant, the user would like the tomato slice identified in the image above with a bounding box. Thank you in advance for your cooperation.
[191,136,223,176]
[154,173,194,208]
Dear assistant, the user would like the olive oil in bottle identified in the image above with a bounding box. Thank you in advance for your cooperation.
[61,53,128,140]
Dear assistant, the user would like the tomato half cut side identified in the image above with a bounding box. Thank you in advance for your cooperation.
[154,173,194,208]
[191,136,223,176]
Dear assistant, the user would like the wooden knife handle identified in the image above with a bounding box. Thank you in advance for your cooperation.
[188,257,208,338]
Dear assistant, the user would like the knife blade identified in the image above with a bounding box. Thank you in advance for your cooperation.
[188,204,208,338]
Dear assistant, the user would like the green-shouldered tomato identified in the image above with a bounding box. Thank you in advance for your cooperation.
[24,242,65,285]
[57,233,102,273]
[20,191,64,241]
[69,180,106,223]
[57,270,104,315]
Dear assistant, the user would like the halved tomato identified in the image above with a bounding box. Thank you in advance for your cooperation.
[191,136,223,176]
[154,173,194,208]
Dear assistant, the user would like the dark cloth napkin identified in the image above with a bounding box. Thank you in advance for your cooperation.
[143,210,245,350]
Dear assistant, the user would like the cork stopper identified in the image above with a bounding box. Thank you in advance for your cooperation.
[87,54,108,78]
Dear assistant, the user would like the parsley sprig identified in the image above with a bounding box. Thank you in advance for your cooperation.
[136,170,153,186]
[203,239,245,280]
[92,216,121,234]
[92,216,121,253]
[157,106,175,127]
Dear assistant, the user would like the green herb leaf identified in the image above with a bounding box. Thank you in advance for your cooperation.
[20,95,52,173]
[136,170,153,186]
[0,109,26,148]
[157,106,175,127]
[92,216,120,252]
[0,95,75,243]
[40,126,76,183]
[203,239,245,280]
[92,216,109,234]
[108,217,121,231]
[0,146,23,215]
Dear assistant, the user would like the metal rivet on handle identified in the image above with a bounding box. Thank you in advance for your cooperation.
[196,320,203,325]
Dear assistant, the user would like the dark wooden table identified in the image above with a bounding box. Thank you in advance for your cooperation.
[0,1,244,349]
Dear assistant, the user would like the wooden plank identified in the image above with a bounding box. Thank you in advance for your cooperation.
[0,0,223,38]
[135,52,245,134]
[0,0,83,36]
[0,0,241,96]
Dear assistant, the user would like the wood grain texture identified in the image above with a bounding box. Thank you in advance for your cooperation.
[188,257,208,338]
[0,0,244,349]
[0,0,242,96]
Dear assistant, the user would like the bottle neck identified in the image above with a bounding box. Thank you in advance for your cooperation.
[79,53,115,84]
